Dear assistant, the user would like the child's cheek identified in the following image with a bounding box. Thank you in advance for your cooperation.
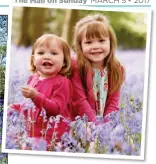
[34,58,43,66]
[82,47,89,54]
[53,65,62,74]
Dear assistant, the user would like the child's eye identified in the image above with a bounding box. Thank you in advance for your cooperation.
[38,51,44,55]
[99,39,106,42]
[51,52,57,55]
[85,41,92,44]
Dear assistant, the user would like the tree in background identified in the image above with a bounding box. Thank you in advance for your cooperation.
[17,7,47,47]
[61,9,79,46]
[12,7,147,49]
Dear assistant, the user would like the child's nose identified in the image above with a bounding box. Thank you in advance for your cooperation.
[44,53,51,59]
[92,42,100,49]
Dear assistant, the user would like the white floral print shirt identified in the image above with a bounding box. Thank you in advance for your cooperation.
[93,67,108,116]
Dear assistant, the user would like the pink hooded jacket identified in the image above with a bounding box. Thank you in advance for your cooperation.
[70,58,123,121]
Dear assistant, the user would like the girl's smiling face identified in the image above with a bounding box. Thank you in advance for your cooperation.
[81,33,110,70]
[33,38,64,78]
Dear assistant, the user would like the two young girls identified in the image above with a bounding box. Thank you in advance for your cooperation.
[8,14,125,146]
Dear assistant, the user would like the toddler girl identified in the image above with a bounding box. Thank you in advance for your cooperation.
[10,34,73,146]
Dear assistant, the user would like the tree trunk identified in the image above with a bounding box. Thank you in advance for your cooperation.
[61,9,79,46]
[18,7,47,47]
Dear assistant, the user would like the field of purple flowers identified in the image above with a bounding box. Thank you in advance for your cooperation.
[4,46,146,157]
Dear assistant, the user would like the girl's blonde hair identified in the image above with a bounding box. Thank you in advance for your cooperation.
[73,14,125,93]
[30,34,72,77]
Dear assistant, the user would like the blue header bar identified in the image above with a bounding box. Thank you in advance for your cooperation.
[0,5,9,7]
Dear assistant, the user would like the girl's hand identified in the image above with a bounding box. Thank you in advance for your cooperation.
[21,86,38,99]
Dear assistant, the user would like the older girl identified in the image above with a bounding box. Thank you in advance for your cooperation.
[71,14,125,121]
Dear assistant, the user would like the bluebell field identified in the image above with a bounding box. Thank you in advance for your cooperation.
[4,45,146,156]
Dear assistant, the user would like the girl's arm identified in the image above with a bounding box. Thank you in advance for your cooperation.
[104,89,120,117]
[104,66,125,117]
[31,78,71,116]
[71,60,96,121]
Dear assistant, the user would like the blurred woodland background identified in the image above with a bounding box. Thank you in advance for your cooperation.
[12,7,147,49]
